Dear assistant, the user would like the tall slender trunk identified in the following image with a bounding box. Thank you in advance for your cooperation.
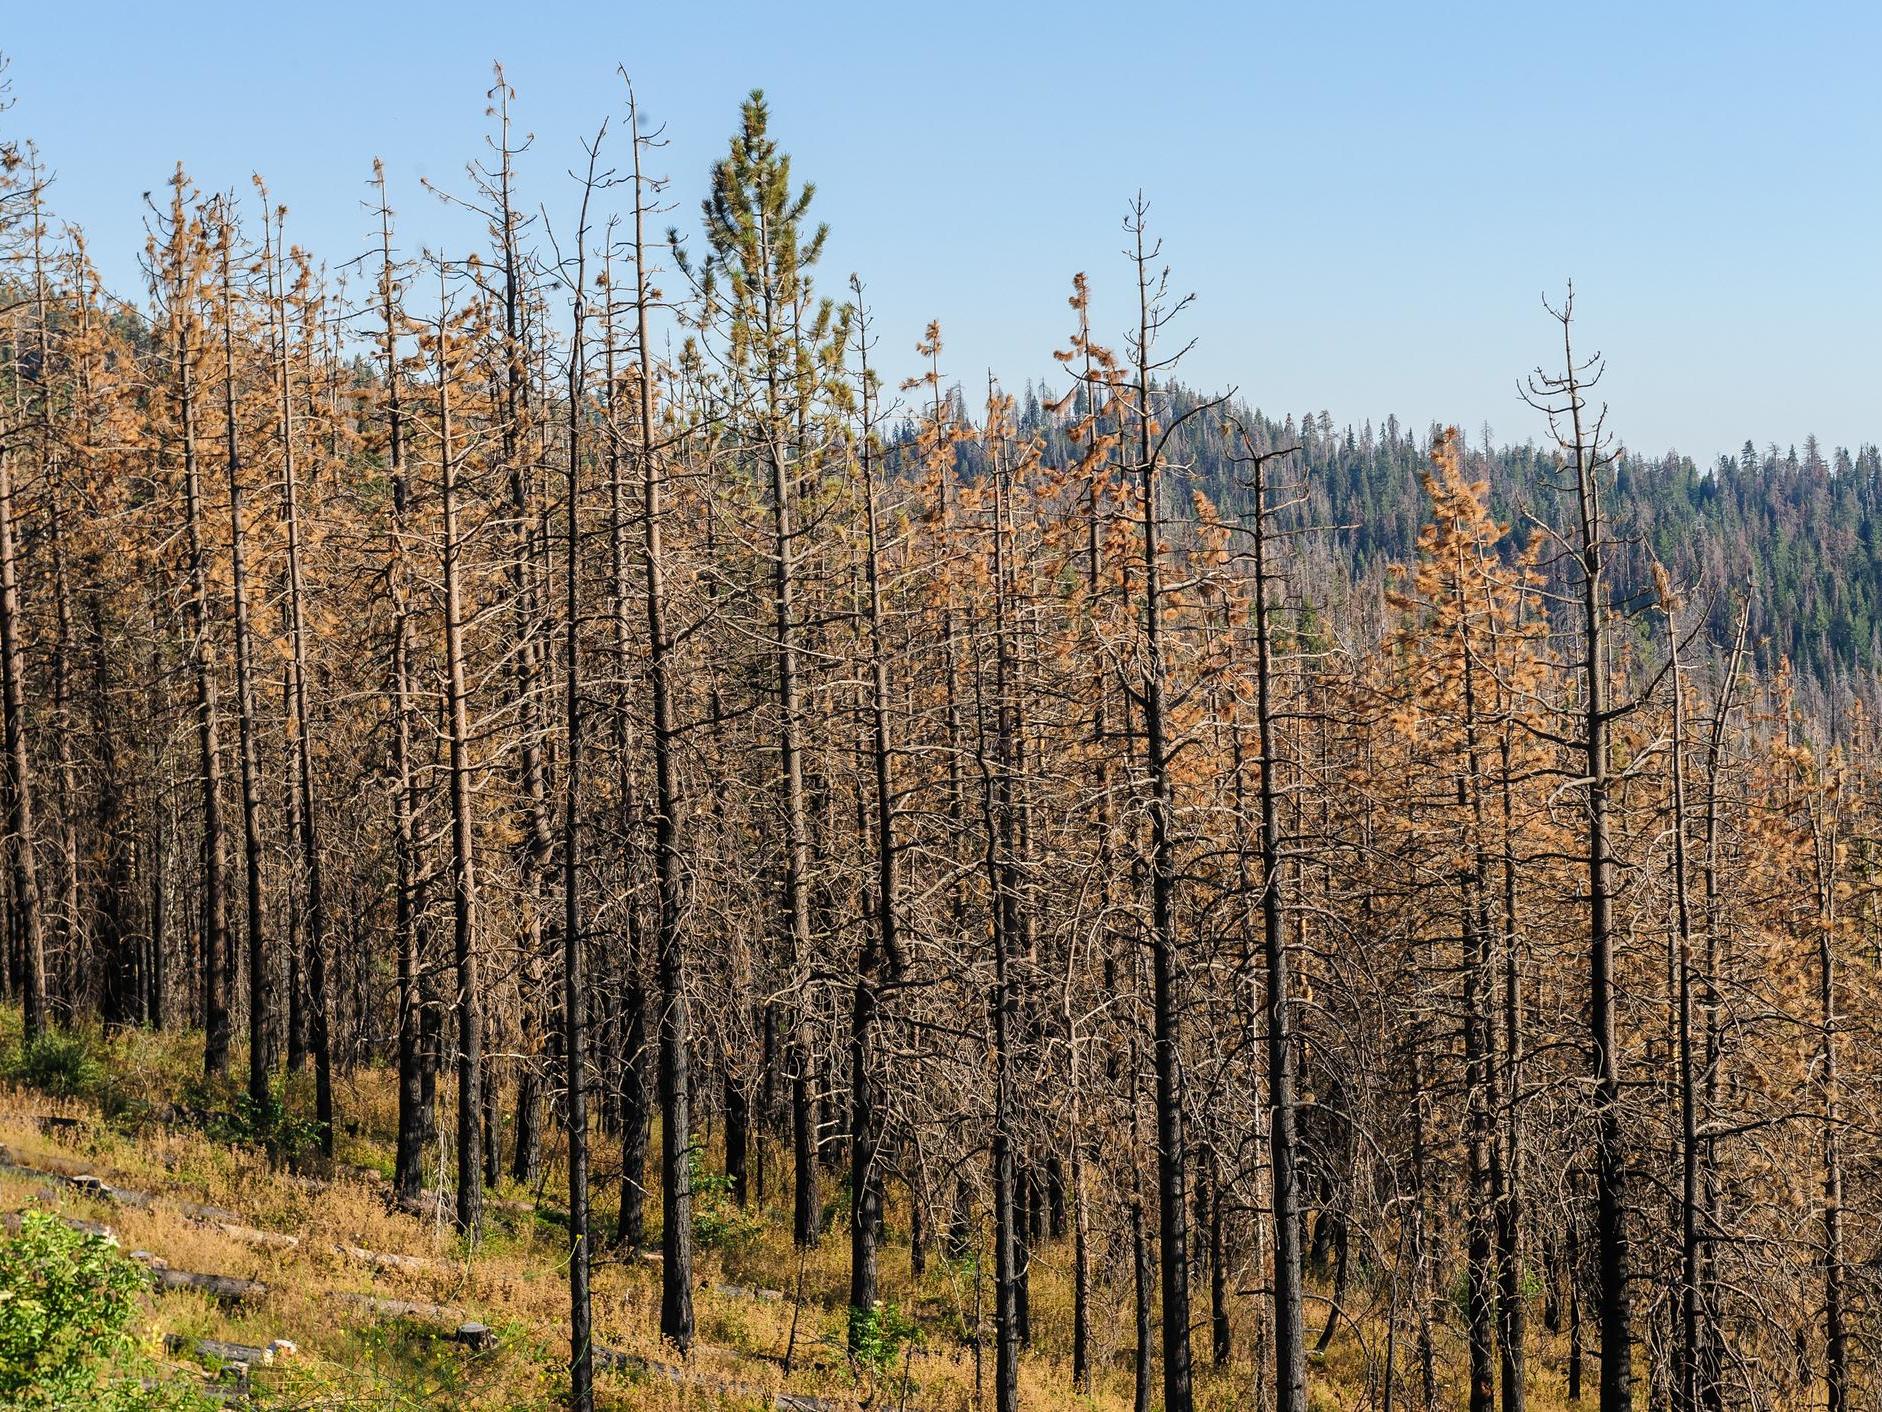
[976,394,1022,1412]
[281,702,304,1072]
[1070,1132,1092,1389]
[1128,216,1193,1412]
[846,288,901,1334]
[1131,1186,1152,1412]
[1451,514,1503,1412]
[479,78,550,1195]
[29,195,77,1025]
[1553,308,1632,1412]
[560,157,599,1411]
[601,245,651,1251]
[757,244,818,1252]
[164,181,231,1074]
[91,595,135,1030]
[267,216,333,1154]
[377,168,430,1203]
[1071,304,1111,1395]
[217,207,270,1110]
[48,503,77,1018]
[0,447,47,1042]
[1495,730,1527,1412]
[1664,596,1700,1412]
[1694,601,1746,1412]
[435,272,483,1240]
[1207,1148,1231,1367]
[1805,773,1847,1412]
[1462,887,1497,1412]
[628,96,694,1349]
[1240,427,1306,1412]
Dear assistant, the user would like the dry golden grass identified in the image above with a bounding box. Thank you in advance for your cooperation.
[0,1015,1600,1410]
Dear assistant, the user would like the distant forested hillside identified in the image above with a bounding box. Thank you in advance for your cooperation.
[930,385,1882,695]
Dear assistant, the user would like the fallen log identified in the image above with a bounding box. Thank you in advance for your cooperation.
[714,1282,786,1303]
[165,1334,298,1368]
[335,1241,446,1274]
[69,1172,154,1207]
[149,1265,270,1304]
[593,1347,839,1412]
[0,1149,157,1209]
[178,1201,244,1225]
[175,1200,299,1251]
[220,1222,299,1252]
[4,1208,117,1242]
[328,1290,466,1326]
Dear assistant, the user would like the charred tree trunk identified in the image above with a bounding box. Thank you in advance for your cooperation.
[377,169,430,1205]
[1126,210,1194,1412]
[0,445,47,1041]
[845,287,902,1338]
[265,210,333,1155]
[628,97,694,1350]
[216,207,270,1113]
[560,154,599,1412]
[1238,423,1306,1412]
[163,179,231,1075]
[435,271,483,1240]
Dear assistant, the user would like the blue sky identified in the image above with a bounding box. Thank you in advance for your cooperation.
[4,0,1875,457]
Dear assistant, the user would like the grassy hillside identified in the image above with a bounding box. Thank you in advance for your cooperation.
[0,1009,1592,1410]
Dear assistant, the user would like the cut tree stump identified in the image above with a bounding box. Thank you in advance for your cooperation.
[453,1322,496,1351]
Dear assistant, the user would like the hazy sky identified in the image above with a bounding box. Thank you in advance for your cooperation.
[4,0,1874,458]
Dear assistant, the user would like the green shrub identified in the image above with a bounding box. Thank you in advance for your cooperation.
[689,1152,763,1252]
[848,1300,919,1379]
[202,1090,323,1166]
[0,1210,223,1410]
[0,1209,139,1404]
[2,1030,106,1100]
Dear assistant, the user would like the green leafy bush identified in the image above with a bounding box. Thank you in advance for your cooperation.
[0,1209,144,1405]
[848,1300,919,1378]
[2,1030,106,1100]
[186,1089,323,1166]
[689,1152,763,1251]
[0,1211,218,1410]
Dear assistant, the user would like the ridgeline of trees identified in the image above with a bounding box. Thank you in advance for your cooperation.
[977,390,1882,703]
[4,57,1882,1412]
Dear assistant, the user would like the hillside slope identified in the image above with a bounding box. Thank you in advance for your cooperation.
[0,1013,1596,1411]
